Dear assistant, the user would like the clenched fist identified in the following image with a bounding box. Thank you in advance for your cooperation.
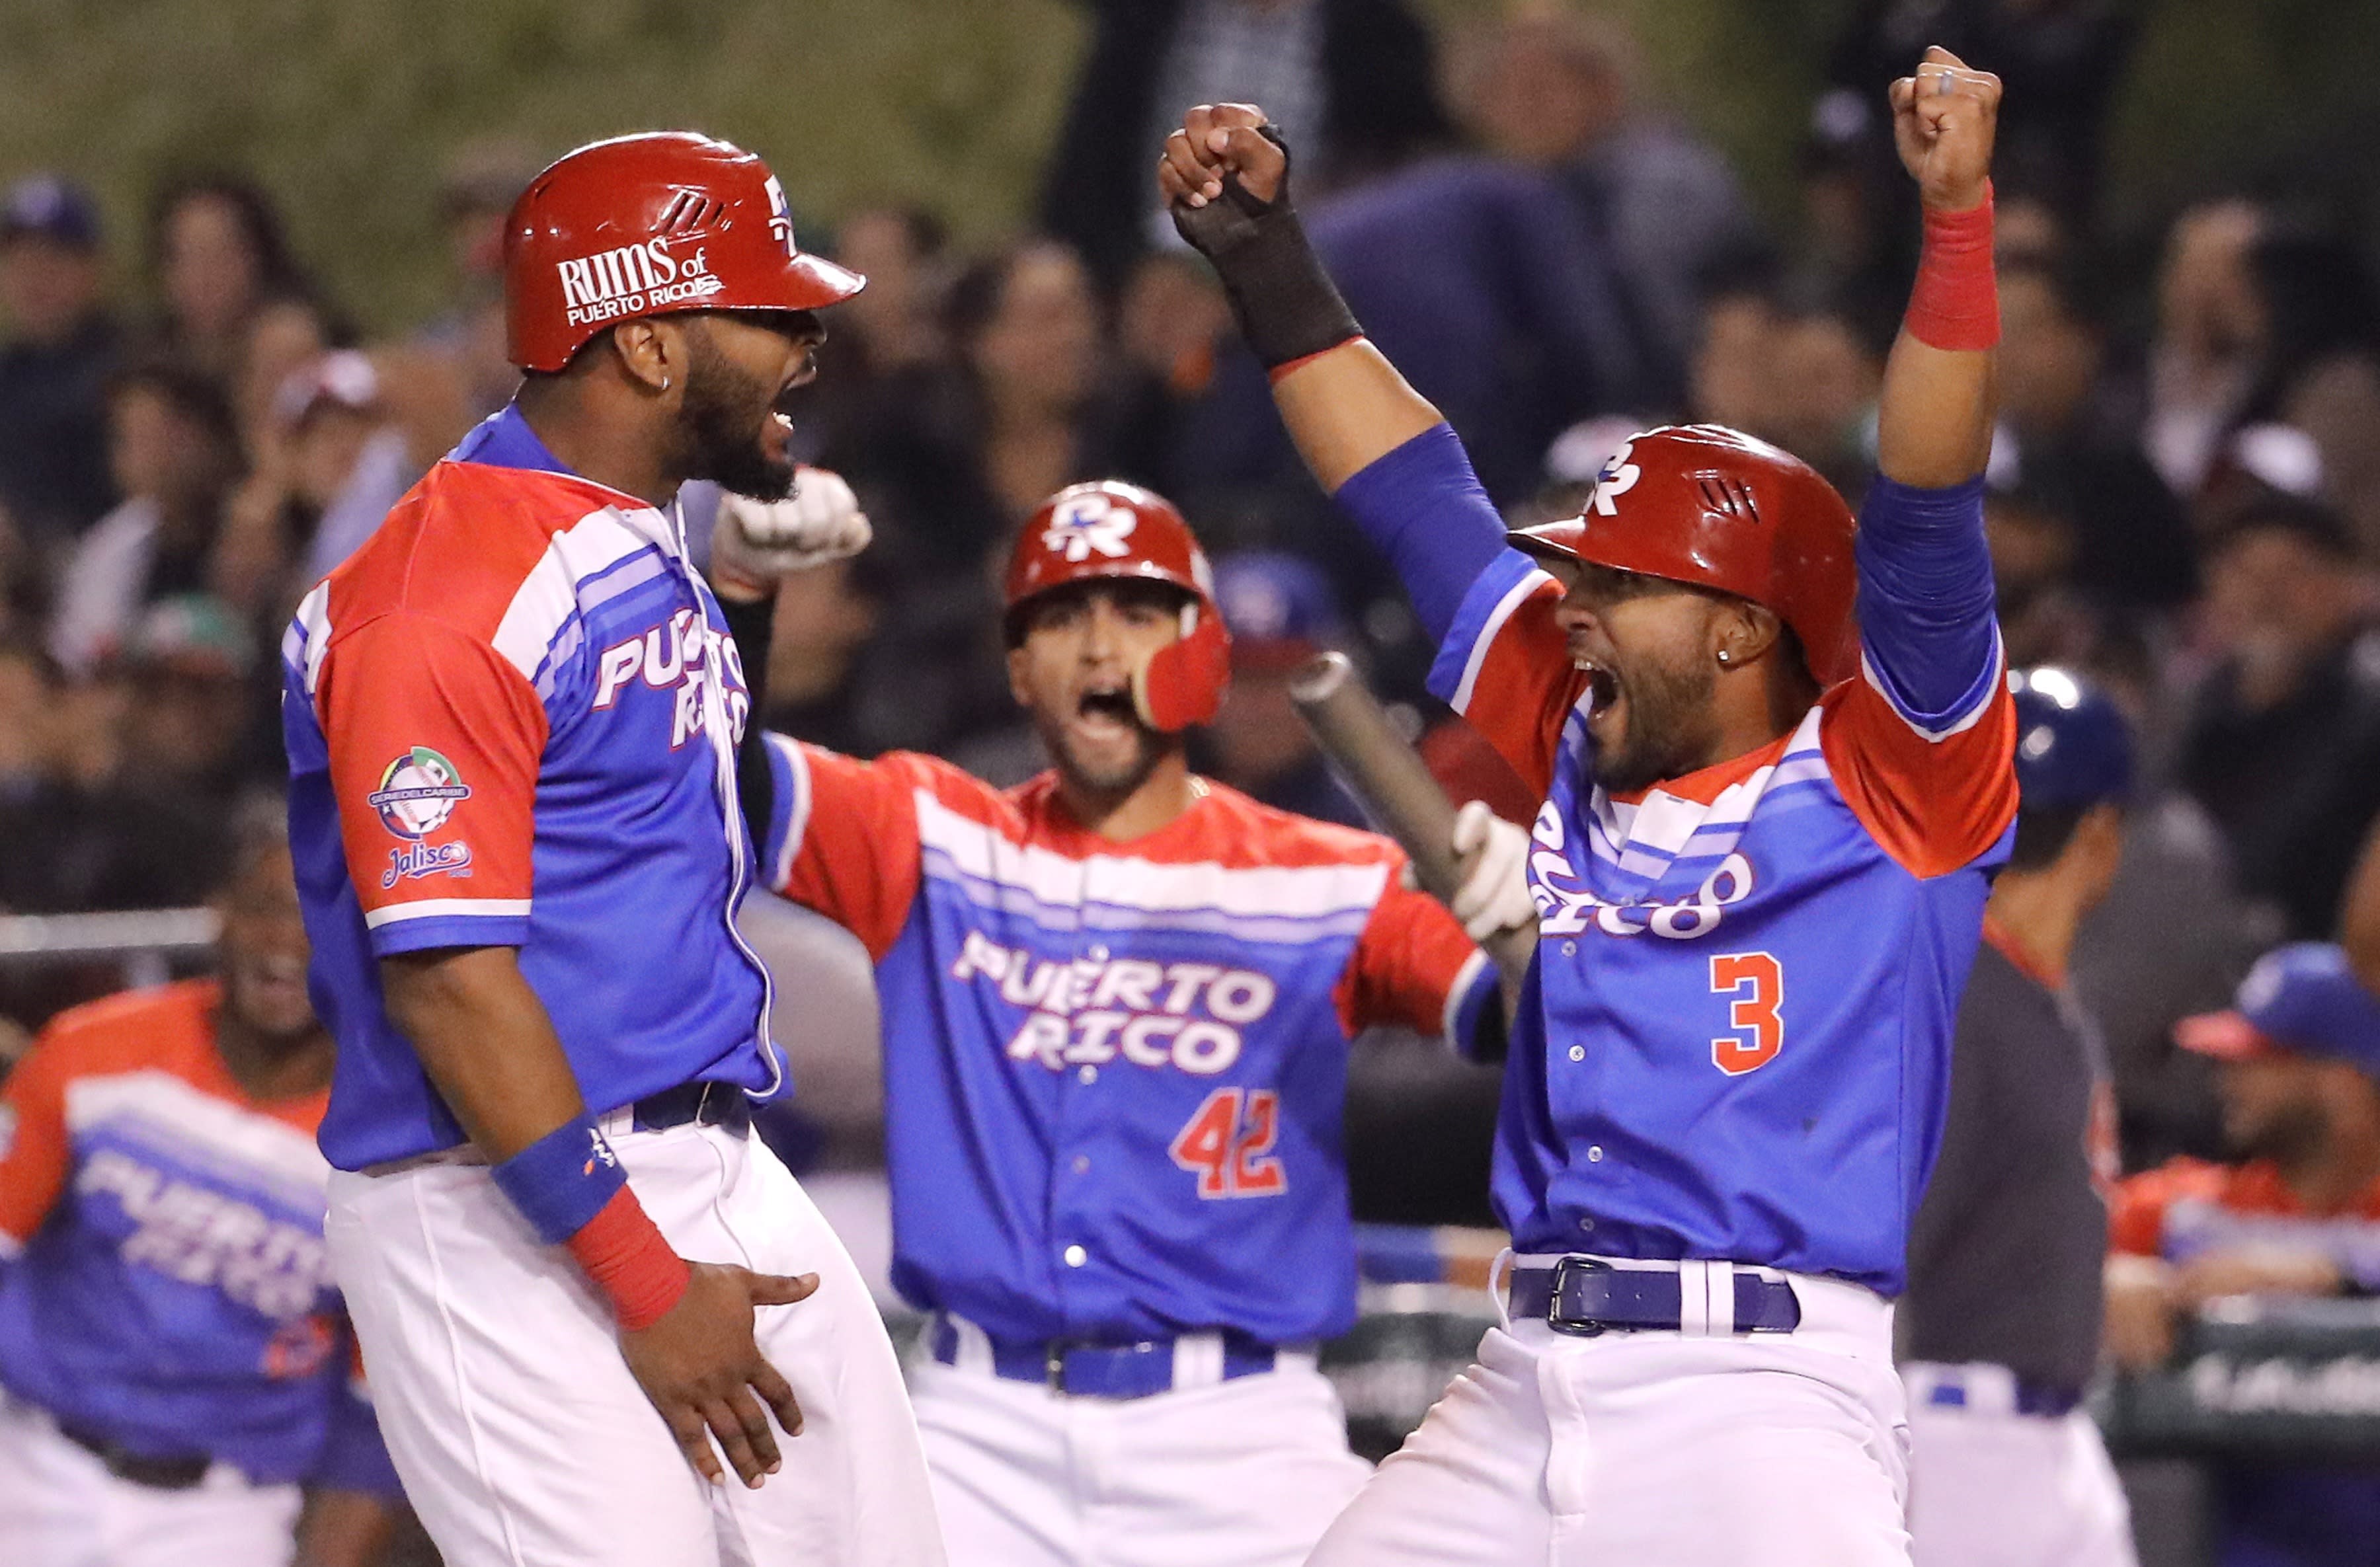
[710,467,872,601]
[1889,46,2001,212]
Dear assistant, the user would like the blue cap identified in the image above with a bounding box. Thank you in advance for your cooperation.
[2176,943,2380,1075]
[1211,551,1342,666]
[2008,665,2132,812]
[1,174,101,250]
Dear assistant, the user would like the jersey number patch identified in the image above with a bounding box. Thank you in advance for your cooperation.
[1169,1089,1286,1198]
[1709,952,1783,1075]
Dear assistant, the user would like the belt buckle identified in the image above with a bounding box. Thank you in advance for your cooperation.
[1545,1254,1612,1338]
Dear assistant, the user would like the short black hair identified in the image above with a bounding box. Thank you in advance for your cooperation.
[2008,804,2089,871]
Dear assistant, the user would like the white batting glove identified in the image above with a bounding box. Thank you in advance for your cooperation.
[1448,799,1535,943]
[711,467,872,594]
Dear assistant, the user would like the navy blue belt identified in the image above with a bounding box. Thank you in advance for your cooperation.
[632,1080,750,1136]
[58,1422,212,1490]
[930,1317,1280,1398]
[1509,1258,1803,1336]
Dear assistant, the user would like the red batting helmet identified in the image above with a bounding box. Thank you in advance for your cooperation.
[504,131,865,373]
[1004,481,1232,732]
[1507,425,1860,687]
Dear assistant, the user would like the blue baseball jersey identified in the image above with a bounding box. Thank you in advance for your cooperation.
[761,742,1497,1346]
[0,982,397,1490]
[1341,426,2016,1295]
[283,406,779,1170]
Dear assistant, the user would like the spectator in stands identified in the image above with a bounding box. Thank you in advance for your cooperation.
[48,360,242,675]
[1039,0,1448,289]
[2173,494,2380,940]
[1198,551,1364,827]
[145,177,312,389]
[2144,200,2269,505]
[214,351,413,615]
[413,141,534,424]
[1996,256,2196,611]
[1758,288,1885,498]
[2104,942,2380,1566]
[0,806,402,1567]
[111,593,274,806]
[2231,225,2380,556]
[830,205,950,383]
[0,176,118,564]
[1449,5,1765,405]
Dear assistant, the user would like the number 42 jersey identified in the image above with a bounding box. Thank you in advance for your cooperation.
[762,742,1498,1348]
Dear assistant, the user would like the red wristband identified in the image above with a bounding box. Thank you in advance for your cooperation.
[565,1186,690,1331]
[1905,181,1998,352]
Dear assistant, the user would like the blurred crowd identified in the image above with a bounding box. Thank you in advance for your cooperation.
[3,0,2380,1243]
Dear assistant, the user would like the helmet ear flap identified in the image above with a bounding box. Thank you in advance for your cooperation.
[1131,603,1233,732]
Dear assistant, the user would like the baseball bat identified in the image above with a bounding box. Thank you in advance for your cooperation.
[1289,652,1536,982]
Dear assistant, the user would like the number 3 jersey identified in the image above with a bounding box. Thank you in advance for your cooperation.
[761,740,1497,1346]
[1351,430,2017,1296]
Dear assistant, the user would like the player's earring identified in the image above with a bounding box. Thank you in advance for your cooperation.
[659,375,672,393]
[1717,648,1733,666]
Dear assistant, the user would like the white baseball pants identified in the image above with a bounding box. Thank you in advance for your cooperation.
[325,1118,945,1567]
[912,1354,1372,1567]
[1306,1264,1913,1567]
[0,1388,302,1567]
[1902,1363,2137,1567]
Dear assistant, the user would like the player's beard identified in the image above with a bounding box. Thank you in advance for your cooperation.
[1039,697,1179,802]
[1591,652,1720,796]
[674,327,796,501]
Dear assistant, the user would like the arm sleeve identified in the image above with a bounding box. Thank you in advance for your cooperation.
[761,736,928,961]
[315,613,547,954]
[0,1026,75,1255]
[1819,475,2018,878]
[1332,862,1499,1051]
[1421,551,1583,801]
[1329,424,1512,644]
[2106,1172,2179,1258]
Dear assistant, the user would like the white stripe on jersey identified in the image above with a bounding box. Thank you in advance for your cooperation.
[1450,566,1555,716]
[362,898,533,929]
[915,791,1393,923]
[1858,632,2007,743]
[1441,948,1491,1044]
[490,508,659,682]
[65,1070,330,1213]
[290,580,335,698]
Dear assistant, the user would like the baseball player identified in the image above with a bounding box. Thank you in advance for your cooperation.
[2106,944,2380,1566]
[280,132,943,1567]
[1158,45,2012,1565]
[0,812,402,1567]
[1899,666,2138,1567]
[720,477,1505,1566]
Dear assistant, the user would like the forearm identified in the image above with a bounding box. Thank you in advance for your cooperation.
[379,947,585,1159]
[1876,192,1997,488]
[1273,341,1445,494]
[294,1490,398,1567]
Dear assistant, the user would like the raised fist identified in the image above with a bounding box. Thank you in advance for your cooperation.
[1158,102,1287,222]
[710,467,871,599]
[1889,46,2001,212]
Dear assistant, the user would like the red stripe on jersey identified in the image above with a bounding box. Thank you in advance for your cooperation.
[775,745,932,960]
[1332,872,1482,1038]
[1819,671,2017,880]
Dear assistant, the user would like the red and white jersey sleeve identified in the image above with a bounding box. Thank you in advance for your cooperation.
[313,612,548,951]
[1818,656,2018,880]
[0,1020,73,1255]
[761,734,929,960]
[1423,551,1589,801]
[1335,865,1496,1046]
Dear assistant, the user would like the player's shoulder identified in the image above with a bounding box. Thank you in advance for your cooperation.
[30,979,219,1079]
[319,459,633,648]
[1184,779,1406,871]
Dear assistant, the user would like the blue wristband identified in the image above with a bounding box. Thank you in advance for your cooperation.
[490,1116,627,1245]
